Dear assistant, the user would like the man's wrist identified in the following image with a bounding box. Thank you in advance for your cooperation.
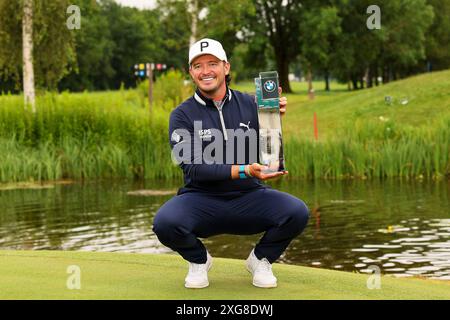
[245,165,253,177]
[231,165,239,179]
[231,165,253,179]
[238,165,247,179]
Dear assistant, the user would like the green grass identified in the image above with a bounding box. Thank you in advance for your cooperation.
[0,250,449,300]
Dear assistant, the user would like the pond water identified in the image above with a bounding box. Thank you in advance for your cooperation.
[0,179,449,280]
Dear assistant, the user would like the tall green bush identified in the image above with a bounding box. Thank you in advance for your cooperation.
[138,70,193,111]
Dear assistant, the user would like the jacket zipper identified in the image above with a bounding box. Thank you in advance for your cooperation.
[215,101,228,141]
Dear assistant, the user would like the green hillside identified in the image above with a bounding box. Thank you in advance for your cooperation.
[236,70,450,140]
[287,70,449,140]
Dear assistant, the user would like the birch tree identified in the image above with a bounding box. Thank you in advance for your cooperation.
[0,0,76,109]
[22,0,35,110]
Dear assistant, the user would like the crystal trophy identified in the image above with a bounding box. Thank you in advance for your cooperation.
[255,71,285,173]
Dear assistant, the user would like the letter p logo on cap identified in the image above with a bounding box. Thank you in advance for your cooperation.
[189,38,228,65]
[200,41,209,52]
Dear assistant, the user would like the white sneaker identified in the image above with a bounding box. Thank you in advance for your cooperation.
[184,252,212,288]
[246,249,277,288]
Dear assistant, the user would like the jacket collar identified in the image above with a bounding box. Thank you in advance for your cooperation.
[194,86,232,107]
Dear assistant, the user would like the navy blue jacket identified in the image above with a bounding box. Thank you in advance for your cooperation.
[169,87,266,195]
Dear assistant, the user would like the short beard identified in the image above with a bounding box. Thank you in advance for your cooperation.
[197,79,224,96]
[199,86,218,95]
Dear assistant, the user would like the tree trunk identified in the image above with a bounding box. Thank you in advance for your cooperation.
[274,50,292,93]
[22,0,35,112]
[324,70,330,91]
[307,67,314,100]
[351,76,358,90]
[388,66,394,82]
[383,66,389,84]
[374,63,379,86]
[188,0,198,46]
[366,67,372,88]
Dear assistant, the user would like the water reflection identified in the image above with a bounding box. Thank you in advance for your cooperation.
[352,218,450,279]
[0,179,448,280]
[0,180,172,254]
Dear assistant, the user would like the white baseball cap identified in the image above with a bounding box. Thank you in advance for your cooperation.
[189,38,228,65]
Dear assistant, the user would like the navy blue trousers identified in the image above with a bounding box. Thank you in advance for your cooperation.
[152,187,309,264]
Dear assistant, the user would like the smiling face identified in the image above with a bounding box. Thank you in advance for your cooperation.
[189,54,230,100]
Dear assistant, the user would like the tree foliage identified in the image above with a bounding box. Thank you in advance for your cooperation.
[251,0,306,93]
[60,0,165,91]
[0,0,448,93]
[156,0,254,73]
[0,0,76,90]
[424,0,450,71]
[299,5,342,91]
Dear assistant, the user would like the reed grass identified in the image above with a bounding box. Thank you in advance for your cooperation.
[285,116,450,179]
[0,70,449,182]
[0,90,183,182]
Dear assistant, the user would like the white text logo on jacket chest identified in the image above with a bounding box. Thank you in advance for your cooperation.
[198,128,212,140]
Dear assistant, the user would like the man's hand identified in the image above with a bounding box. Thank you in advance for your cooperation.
[279,87,287,116]
[247,163,288,181]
